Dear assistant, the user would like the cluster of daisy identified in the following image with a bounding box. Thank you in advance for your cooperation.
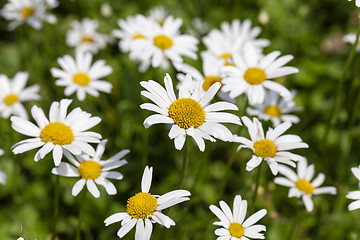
[1,1,359,239]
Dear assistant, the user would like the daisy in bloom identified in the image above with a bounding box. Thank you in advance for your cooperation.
[147,5,168,25]
[51,51,113,101]
[104,166,191,240]
[0,72,40,120]
[140,73,241,152]
[348,0,360,7]
[346,166,360,211]
[202,19,270,66]
[130,15,199,69]
[221,45,298,105]
[66,18,108,54]
[112,14,155,54]
[0,0,58,30]
[274,159,337,212]
[210,195,267,240]
[234,116,308,175]
[51,139,128,198]
[0,148,6,185]
[246,90,300,127]
[11,99,102,166]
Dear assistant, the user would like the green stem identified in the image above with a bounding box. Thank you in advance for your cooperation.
[51,175,60,240]
[325,13,360,140]
[251,161,263,207]
[178,138,189,188]
[76,190,87,240]
[286,208,300,240]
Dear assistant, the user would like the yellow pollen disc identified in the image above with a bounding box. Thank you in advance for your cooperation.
[126,192,158,219]
[264,105,282,117]
[244,67,266,85]
[78,160,102,180]
[296,179,315,194]
[153,35,173,50]
[21,7,35,19]
[81,36,94,43]
[228,223,245,238]
[168,98,205,129]
[133,33,146,39]
[40,122,74,145]
[220,53,234,66]
[73,73,90,86]
[253,139,277,158]
[202,76,222,91]
[4,94,19,106]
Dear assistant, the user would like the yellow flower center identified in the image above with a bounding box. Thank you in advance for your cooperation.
[73,73,90,86]
[168,98,205,129]
[202,76,222,91]
[40,122,74,145]
[220,53,234,66]
[244,67,266,85]
[296,179,315,194]
[253,139,277,158]
[228,223,245,238]
[78,160,102,180]
[133,33,146,39]
[81,36,94,43]
[4,94,19,106]
[264,105,282,117]
[21,7,35,19]
[153,35,173,50]
[126,192,158,219]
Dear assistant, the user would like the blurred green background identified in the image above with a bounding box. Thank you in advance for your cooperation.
[0,0,360,239]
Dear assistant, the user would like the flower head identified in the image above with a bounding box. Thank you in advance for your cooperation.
[104,166,191,240]
[0,0,57,30]
[202,19,270,66]
[129,16,199,70]
[210,195,267,240]
[346,166,360,211]
[0,72,40,120]
[51,139,128,198]
[274,159,337,212]
[234,116,308,175]
[51,51,113,101]
[246,90,300,126]
[348,0,360,7]
[11,99,102,166]
[140,73,241,151]
[221,45,298,104]
[66,18,108,54]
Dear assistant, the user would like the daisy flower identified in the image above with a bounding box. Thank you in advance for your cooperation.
[221,45,298,105]
[130,15,199,69]
[210,195,267,240]
[234,116,308,175]
[0,148,6,185]
[346,166,360,211]
[0,72,40,120]
[246,90,300,126]
[112,14,155,53]
[202,19,270,66]
[140,73,241,152]
[51,51,113,101]
[274,159,337,212]
[147,5,168,25]
[0,0,58,30]
[51,139,128,198]
[348,0,360,7]
[104,166,191,240]
[11,99,102,166]
[66,18,108,54]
